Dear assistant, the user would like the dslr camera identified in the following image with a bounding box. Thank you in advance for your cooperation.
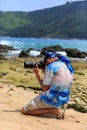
[24,61,45,69]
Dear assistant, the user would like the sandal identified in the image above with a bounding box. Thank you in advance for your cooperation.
[56,110,64,119]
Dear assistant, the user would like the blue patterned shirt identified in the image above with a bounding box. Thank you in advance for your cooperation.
[40,60,73,108]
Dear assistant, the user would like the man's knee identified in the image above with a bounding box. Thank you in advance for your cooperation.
[20,107,27,115]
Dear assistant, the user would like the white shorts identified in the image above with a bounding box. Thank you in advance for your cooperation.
[23,95,53,111]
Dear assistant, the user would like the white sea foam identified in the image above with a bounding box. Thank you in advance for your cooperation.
[56,51,67,56]
[0,50,21,59]
[29,50,41,57]
[0,40,10,45]
[7,50,21,55]
[0,39,22,49]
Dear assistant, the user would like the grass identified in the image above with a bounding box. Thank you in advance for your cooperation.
[0,57,43,89]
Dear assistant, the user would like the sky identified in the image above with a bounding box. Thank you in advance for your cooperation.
[0,0,83,12]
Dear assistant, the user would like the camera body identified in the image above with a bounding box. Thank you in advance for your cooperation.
[24,61,45,69]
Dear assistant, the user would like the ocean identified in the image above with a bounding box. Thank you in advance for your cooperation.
[0,36,87,58]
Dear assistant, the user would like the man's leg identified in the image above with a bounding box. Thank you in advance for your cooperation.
[20,95,64,118]
[21,107,60,116]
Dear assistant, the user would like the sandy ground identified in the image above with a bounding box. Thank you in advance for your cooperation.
[0,83,87,130]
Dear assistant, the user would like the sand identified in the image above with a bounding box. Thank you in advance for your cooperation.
[0,83,87,130]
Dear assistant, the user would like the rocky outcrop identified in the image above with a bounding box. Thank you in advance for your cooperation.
[41,45,64,55]
[19,50,29,58]
[0,44,16,60]
[15,45,87,58]
[0,44,16,53]
[65,48,87,58]
[41,45,87,58]
[68,86,87,113]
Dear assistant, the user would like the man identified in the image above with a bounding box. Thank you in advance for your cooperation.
[21,51,74,119]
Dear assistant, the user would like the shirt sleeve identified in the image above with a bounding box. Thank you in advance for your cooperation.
[43,69,53,85]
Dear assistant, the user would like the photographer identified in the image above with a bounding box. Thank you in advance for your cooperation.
[21,51,74,119]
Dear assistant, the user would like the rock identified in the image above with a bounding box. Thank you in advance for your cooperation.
[74,98,81,103]
[19,50,29,58]
[41,45,87,58]
[0,72,8,77]
[0,54,6,60]
[83,91,87,94]
[75,120,80,123]
[65,48,87,58]
[0,44,16,53]
[34,90,39,94]
[68,101,87,113]
[41,45,64,55]
[19,45,87,58]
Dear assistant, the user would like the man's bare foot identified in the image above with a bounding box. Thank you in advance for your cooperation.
[52,109,64,119]
[56,110,64,119]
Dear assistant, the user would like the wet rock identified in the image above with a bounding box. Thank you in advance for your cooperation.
[19,50,29,58]
[41,45,64,55]
[41,45,87,58]
[0,44,16,53]
[65,48,87,58]
[19,45,87,58]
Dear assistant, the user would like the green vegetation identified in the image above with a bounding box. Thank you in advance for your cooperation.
[75,71,84,75]
[0,1,87,39]
[0,58,43,89]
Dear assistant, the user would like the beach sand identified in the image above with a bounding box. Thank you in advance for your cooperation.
[0,83,87,130]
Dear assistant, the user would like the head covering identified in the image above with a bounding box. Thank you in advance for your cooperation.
[57,54,74,74]
[45,51,58,59]
[44,51,74,74]
[44,51,58,62]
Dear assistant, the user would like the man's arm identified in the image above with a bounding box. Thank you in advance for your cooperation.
[33,67,50,92]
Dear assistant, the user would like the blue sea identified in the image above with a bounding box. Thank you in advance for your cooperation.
[0,37,87,58]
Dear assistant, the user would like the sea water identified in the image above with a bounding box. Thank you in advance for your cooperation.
[0,37,87,57]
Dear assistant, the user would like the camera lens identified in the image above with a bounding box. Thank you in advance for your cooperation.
[24,61,45,69]
[24,61,36,68]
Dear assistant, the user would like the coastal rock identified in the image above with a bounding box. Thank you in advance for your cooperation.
[18,45,87,58]
[0,44,16,53]
[0,54,6,60]
[70,85,87,113]
[19,50,29,58]
[41,45,64,55]
[41,45,87,58]
[65,48,87,58]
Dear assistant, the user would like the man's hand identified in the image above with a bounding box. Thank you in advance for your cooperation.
[33,64,50,92]
[33,64,39,75]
